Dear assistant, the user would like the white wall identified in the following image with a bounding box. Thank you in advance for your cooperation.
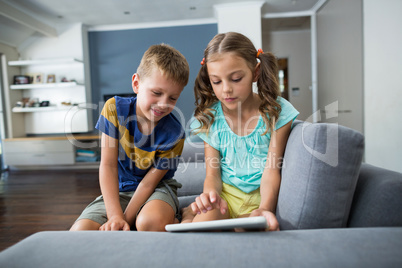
[214,1,264,49]
[364,0,402,173]
[265,30,312,121]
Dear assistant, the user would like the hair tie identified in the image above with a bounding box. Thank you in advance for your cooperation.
[256,48,263,58]
[200,58,205,65]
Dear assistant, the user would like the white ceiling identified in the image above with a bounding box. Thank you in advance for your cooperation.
[0,0,320,48]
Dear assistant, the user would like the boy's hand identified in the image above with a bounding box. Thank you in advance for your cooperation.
[99,215,130,231]
[191,190,228,215]
[249,208,280,231]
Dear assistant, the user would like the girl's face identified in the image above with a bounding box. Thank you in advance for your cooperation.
[132,68,182,124]
[207,52,258,111]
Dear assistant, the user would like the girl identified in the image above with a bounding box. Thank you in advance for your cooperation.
[182,32,299,231]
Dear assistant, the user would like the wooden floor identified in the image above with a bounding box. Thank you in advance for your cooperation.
[0,169,101,252]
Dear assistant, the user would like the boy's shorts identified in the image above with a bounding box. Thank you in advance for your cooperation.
[220,182,261,218]
[75,178,182,226]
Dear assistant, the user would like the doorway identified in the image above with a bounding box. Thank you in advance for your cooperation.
[277,58,289,101]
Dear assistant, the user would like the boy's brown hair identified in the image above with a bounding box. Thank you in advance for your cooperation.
[137,43,189,87]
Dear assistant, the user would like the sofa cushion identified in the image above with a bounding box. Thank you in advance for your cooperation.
[1,229,401,267]
[175,162,205,198]
[347,163,402,227]
[277,121,364,230]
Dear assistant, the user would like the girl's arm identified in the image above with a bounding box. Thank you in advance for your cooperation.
[251,120,293,231]
[191,142,227,215]
[99,133,130,231]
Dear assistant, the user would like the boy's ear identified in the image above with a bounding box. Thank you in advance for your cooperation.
[253,62,261,82]
[132,73,140,94]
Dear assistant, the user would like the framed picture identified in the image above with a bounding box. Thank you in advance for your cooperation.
[13,75,30,85]
[47,74,56,83]
[27,73,44,84]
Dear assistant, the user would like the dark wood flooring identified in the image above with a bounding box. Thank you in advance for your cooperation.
[0,169,101,252]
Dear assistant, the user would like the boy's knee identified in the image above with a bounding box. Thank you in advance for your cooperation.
[136,213,169,232]
[70,219,100,231]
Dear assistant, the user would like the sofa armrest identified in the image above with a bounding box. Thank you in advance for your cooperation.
[347,163,402,227]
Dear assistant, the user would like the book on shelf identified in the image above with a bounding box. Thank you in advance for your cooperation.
[75,155,100,162]
[76,149,98,157]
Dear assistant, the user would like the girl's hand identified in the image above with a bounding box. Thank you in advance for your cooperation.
[191,190,228,215]
[250,208,280,231]
[99,215,130,231]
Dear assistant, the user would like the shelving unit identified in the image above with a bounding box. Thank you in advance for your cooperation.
[3,134,101,169]
[8,57,82,66]
[10,81,82,90]
[4,56,93,168]
[12,105,78,113]
[6,57,91,135]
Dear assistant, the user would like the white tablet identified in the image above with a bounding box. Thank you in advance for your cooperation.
[165,216,268,232]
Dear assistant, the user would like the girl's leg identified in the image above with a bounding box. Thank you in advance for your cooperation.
[180,205,197,223]
[181,204,230,224]
[135,200,176,231]
[70,219,101,231]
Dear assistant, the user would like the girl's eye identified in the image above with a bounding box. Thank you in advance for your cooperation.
[233,77,242,82]
[212,81,221,85]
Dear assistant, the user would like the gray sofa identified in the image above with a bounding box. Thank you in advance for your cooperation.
[1,121,402,267]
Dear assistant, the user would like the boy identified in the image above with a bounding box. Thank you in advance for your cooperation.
[70,44,189,231]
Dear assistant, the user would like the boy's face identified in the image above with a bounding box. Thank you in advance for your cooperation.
[132,68,183,124]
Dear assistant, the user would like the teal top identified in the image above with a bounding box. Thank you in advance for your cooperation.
[190,97,299,193]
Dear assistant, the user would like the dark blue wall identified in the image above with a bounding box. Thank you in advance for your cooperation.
[88,23,217,130]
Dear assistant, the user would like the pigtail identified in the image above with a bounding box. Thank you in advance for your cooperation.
[257,52,281,135]
[193,64,218,135]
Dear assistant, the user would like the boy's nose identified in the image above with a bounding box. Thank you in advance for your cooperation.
[157,99,169,109]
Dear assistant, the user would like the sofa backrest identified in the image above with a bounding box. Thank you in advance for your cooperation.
[348,163,402,227]
[277,120,365,230]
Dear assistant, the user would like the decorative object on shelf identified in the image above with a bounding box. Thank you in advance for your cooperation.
[27,72,44,84]
[61,101,72,106]
[13,75,31,85]
[40,101,50,107]
[47,74,56,83]
[22,97,30,107]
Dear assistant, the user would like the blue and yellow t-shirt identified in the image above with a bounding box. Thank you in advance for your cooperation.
[96,96,185,192]
[190,97,299,193]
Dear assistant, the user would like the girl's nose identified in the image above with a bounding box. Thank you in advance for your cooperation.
[222,82,232,93]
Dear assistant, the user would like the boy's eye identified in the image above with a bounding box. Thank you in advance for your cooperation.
[170,97,177,101]
[152,91,162,96]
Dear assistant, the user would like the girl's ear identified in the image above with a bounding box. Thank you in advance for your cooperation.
[132,73,140,94]
[253,62,261,82]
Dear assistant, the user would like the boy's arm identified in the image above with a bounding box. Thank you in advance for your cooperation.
[251,120,292,231]
[124,167,168,226]
[99,133,130,231]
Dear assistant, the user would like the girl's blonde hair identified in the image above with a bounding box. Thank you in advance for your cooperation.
[193,32,281,136]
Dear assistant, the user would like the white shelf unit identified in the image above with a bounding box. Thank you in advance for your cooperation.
[6,57,91,135]
[8,58,83,66]
[12,105,79,113]
[10,82,82,90]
